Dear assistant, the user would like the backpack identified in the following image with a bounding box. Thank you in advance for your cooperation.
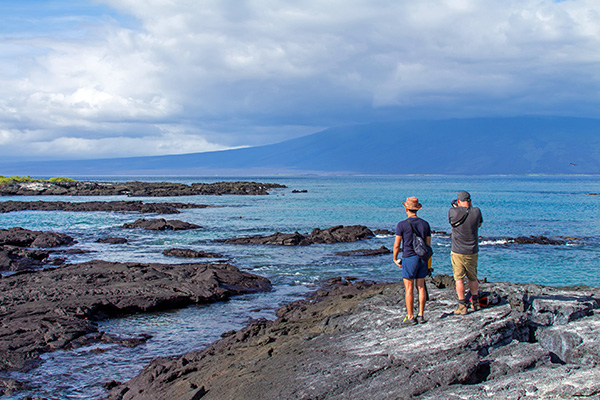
[407,219,433,261]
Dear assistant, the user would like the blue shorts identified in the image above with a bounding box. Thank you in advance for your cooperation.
[401,255,428,280]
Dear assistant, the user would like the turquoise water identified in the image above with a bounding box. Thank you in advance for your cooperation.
[2,175,599,398]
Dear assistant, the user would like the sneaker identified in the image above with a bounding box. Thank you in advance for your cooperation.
[471,295,481,311]
[401,315,418,327]
[454,301,468,315]
[416,315,427,324]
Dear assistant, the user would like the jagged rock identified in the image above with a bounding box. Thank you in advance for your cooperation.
[0,200,208,214]
[0,228,75,272]
[106,279,600,400]
[222,225,375,246]
[0,227,75,248]
[163,248,224,258]
[335,245,391,257]
[0,181,286,197]
[120,218,201,231]
[96,237,129,244]
[0,260,271,372]
[0,246,50,272]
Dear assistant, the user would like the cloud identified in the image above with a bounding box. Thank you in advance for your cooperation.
[1,0,599,161]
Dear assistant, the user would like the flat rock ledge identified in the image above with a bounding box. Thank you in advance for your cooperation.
[0,260,271,373]
[107,277,600,400]
[1,227,76,272]
[121,218,202,231]
[0,200,208,214]
[221,225,375,245]
[0,181,286,197]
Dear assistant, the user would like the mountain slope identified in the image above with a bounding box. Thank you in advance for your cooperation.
[3,117,599,176]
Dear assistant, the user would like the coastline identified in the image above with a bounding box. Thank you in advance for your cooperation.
[106,276,600,400]
[1,175,599,398]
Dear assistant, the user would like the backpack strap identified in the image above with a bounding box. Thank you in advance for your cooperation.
[451,207,470,228]
[407,219,422,239]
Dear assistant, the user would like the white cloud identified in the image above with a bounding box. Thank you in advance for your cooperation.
[1,0,600,161]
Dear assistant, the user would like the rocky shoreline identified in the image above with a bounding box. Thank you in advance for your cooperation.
[0,200,209,214]
[0,260,271,376]
[0,180,286,196]
[105,277,600,400]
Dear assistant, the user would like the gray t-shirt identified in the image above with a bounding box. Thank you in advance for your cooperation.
[448,206,483,254]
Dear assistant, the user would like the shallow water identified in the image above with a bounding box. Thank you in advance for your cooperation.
[1,175,599,399]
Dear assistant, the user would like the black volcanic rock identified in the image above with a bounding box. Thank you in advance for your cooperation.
[222,225,375,246]
[0,260,271,372]
[0,180,286,197]
[0,200,208,214]
[163,248,224,258]
[335,245,391,257]
[0,227,75,248]
[96,237,129,244]
[120,218,201,231]
[509,235,566,245]
[106,278,600,400]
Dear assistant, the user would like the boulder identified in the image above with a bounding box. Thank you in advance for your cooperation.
[0,227,75,248]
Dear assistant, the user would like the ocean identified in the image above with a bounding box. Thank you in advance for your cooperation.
[1,175,599,399]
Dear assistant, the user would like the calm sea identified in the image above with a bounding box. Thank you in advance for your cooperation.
[2,175,599,399]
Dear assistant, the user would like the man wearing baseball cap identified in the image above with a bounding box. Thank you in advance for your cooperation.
[449,191,483,314]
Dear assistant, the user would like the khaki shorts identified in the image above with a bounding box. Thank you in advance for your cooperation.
[451,251,478,282]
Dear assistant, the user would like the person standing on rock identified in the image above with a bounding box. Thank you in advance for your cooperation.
[393,196,432,326]
[449,190,483,315]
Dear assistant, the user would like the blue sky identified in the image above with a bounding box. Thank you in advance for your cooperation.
[1,0,599,161]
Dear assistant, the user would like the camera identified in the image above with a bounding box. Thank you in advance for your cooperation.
[451,199,458,207]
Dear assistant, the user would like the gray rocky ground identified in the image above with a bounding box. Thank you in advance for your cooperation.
[107,277,600,400]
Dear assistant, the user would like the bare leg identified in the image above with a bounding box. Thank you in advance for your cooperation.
[468,279,479,296]
[403,278,415,318]
[455,278,465,300]
[415,278,426,316]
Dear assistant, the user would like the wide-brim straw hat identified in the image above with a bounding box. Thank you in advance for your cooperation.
[403,196,422,211]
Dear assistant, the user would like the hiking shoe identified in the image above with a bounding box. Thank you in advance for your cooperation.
[401,315,418,327]
[416,315,427,324]
[471,295,481,311]
[454,301,468,315]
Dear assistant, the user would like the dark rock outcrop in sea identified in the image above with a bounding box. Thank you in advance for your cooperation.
[163,248,225,258]
[97,237,129,244]
[0,227,76,271]
[120,218,202,231]
[0,200,208,214]
[0,261,272,373]
[222,225,375,245]
[107,277,600,400]
[335,245,391,257]
[0,181,286,197]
